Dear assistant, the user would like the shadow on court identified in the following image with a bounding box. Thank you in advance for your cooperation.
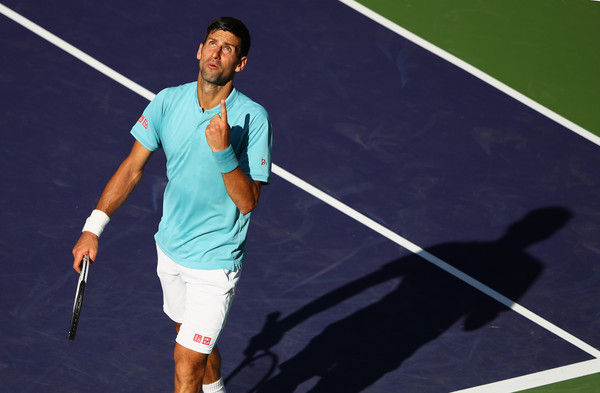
[233,206,571,393]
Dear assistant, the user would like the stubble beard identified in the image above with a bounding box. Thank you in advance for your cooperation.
[200,64,234,87]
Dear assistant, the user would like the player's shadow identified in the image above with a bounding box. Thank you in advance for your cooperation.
[242,206,571,393]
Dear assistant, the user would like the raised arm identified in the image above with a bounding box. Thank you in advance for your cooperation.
[221,170,262,214]
[205,100,262,214]
[72,141,153,272]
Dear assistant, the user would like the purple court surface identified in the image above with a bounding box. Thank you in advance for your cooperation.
[1,1,599,392]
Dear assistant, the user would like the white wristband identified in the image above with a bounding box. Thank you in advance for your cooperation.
[82,209,110,237]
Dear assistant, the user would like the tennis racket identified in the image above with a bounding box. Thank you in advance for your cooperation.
[68,254,90,340]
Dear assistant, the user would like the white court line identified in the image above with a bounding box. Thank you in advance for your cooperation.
[0,4,155,102]
[450,359,600,393]
[338,0,600,148]
[273,165,600,361]
[2,1,599,388]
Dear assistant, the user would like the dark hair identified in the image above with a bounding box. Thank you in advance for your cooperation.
[205,17,251,58]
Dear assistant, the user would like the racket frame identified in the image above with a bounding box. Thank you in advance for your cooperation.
[68,254,90,340]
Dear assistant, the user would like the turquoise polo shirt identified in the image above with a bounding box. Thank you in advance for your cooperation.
[131,82,273,270]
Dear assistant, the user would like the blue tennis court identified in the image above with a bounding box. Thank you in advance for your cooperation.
[1,1,599,392]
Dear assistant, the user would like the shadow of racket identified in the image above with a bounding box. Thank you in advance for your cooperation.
[225,312,281,392]
[224,349,278,393]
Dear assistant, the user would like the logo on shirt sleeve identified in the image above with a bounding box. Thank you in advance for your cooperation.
[138,114,149,129]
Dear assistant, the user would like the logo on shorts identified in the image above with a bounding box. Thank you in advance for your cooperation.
[193,334,212,346]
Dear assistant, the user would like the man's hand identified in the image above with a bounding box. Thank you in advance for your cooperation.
[205,100,230,152]
[72,232,98,273]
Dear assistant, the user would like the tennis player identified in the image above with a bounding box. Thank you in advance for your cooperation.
[72,17,272,393]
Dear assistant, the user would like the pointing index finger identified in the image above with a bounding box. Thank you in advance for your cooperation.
[220,99,227,121]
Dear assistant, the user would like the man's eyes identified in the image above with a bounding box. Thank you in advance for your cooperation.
[208,41,234,53]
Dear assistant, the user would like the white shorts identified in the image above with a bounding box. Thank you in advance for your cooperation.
[156,244,241,354]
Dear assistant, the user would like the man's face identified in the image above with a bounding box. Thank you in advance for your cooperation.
[197,30,247,86]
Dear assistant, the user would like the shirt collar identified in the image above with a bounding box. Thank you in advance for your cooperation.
[201,88,239,115]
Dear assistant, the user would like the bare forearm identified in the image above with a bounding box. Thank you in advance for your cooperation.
[95,159,144,216]
[72,159,143,272]
[222,168,261,215]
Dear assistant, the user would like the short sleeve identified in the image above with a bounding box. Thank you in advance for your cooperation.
[245,109,273,184]
[130,89,168,151]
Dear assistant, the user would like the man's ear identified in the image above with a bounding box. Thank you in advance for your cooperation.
[235,56,248,72]
[196,43,204,60]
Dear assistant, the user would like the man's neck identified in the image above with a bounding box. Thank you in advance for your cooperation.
[197,76,234,111]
